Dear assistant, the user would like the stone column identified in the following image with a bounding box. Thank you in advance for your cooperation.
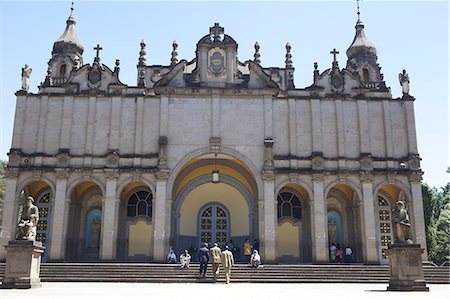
[409,173,428,260]
[0,169,20,260]
[100,170,118,260]
[311,174,327,262]
[262,170,276,262]
[48,169,69,261]
[360,174,378,263]
[153,170,169,262]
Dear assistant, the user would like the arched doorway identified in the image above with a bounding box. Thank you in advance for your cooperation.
[198,203,230,247]
[326,183,362,263]
[65,182,103,261]
[172,153,257,262]
[276,188,309,263]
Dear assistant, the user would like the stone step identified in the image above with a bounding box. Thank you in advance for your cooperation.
[0,263,448,284]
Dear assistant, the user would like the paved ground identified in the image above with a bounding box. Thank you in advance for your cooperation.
[0,282,449,299]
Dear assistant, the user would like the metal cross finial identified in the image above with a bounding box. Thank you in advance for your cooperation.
[70,1,74,17]
[356,0,361,21]
[330,48,339,64]
[94,44,103,58]
[210,23,224,42]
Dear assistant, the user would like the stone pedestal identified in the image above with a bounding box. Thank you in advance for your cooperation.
[1,240,45,289]
[386,243,429,291]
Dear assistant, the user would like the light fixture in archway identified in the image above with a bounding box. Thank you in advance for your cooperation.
[212,153,220,184]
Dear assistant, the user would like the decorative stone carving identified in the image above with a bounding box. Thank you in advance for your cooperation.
[261,169,275,181]
[312,173,325,182]
[56,149,70,166]
[360,153,373,170]
[408,154,421,170]
[409,172,423,183]
[106,150,119,167]
[210,137,221,154]
[311,153,324,170]
[105,169,119,180]
[16,197,39,241]
[158,136,168,169]
[22,157,32,166]
[5,168,19,179]
[360,172,373,183]
[7,149,22,167]
[55,169,69,180]
[264,138,274,169]
[285,43,293,68]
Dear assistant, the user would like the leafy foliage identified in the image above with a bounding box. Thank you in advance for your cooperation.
[422,183,450,265]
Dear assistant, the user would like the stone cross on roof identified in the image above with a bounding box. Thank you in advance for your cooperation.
[210,23,224,42]
[330,48,339,68]
[94,44,103,63]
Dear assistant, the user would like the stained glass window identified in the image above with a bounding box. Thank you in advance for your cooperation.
[277,191,302,220]
[127,190,152,218]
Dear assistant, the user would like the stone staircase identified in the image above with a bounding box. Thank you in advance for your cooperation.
[0,263,448,284]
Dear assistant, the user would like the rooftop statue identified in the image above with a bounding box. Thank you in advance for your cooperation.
[21,64,32,92]
[399,69,410,95]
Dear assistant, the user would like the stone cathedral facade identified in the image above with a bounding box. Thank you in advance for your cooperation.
[0,8,426,264]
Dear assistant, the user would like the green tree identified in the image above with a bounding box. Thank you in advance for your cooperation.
[422,183,450,265]
[0,160,6,229]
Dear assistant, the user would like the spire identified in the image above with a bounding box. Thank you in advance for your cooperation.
[285,43,293,68]
[254,42,261,65]
[346,0,376,59]
[171,40,179,66]
[138,39,147,66]
[53,1,84,55]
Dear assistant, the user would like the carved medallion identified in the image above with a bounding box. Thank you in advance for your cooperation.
[209,49,226,75]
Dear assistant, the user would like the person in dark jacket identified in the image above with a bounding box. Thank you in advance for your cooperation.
[198,242,210,278]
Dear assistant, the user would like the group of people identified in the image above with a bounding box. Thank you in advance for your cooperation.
[166,238,262,283]
[329,243,353,263]
[198,243,235,284]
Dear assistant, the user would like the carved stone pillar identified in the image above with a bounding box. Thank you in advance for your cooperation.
[0,168,20,260]
[158,136,168,169]
[48,169,69,261]
[261,170,276,262]
[360,173,378,263]
[100,170,119,260]
[153,170,169,262]
[311,174,327,262]
[409,172,428,260]
[264,138,274,170]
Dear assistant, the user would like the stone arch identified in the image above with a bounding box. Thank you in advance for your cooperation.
[274,178,313,201]
[325,181,363,262]
[15,175,56,199]
[373,180,412,203]
[167,146,263,202]
[66,176,105,199]
[117,182,154,261]
[65,180,104,261]
[116,177,156,200]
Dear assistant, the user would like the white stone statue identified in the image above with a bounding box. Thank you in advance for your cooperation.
[16,196,39,241]
[398,69,410,95]
[21,64,32,92]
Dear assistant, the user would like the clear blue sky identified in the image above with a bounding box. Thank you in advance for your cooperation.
[0,0,448,188]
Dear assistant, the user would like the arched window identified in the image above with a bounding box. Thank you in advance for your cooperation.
[59,64,67,78]
[277,191,302,220]
[362,68,370,83]
[127,190,152,218]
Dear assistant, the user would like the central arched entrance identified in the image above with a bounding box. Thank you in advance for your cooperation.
[171,153,258,262]
[198,203,230,247]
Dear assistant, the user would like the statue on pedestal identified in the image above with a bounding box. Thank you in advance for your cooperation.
[21,64,32,92]
[392,201,412,244]
[16,196,39,241]
[398,69,410,96]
